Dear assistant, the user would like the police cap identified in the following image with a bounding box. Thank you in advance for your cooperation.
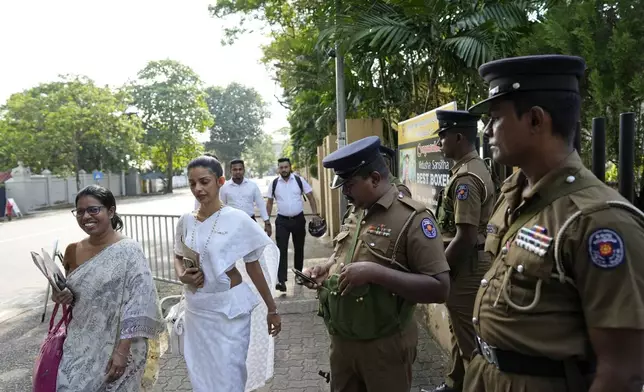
[431,110,480,136]
[468,54,586,115]
[322,136,382,189]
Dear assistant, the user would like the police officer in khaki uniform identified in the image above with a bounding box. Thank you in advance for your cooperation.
[339,146,412,245]
[463,55,644,391]
[431,110,495,392]
[302,136,451,392]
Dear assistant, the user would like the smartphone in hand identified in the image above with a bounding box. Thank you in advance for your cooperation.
[292,268,317,285]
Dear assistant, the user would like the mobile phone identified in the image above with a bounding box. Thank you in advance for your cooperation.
[292,268,317,285]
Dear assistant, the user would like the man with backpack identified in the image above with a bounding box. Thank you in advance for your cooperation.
[266,157,322,292]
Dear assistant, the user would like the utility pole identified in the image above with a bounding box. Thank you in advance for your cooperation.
[335,0,348,220]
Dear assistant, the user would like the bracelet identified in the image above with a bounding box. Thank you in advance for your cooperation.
[268,310,279,315]
[114,350,129,358]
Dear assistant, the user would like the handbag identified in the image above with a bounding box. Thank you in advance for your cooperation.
[33,303,72,392]
[165,297,186,355]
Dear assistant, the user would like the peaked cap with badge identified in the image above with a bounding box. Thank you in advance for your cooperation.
[323,136,384,189]
[431,110,481,137]
[468,54,586,115]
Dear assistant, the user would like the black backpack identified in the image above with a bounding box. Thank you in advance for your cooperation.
[271,175,307,201]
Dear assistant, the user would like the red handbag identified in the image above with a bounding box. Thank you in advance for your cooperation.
[33,303,72,392]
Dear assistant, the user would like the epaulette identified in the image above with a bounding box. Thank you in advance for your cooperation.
[397,193,426,212]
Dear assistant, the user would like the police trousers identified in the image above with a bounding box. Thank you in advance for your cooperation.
[444,251,491,389]
[464,354,594,392]
[329,322,417,392]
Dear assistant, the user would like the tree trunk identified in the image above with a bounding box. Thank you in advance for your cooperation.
[165,150,174,194]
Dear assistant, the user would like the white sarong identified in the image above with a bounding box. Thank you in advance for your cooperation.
[174,207,278,392]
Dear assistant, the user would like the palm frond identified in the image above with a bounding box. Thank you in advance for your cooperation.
[453,3,529,33]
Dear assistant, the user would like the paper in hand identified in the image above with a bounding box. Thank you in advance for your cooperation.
[31,249,67,293]
[180,237,200,271]
[180,237,201,293]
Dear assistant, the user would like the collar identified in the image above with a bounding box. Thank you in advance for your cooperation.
[450,150,479,175]
[278,173,294,182]
[373,185,398,210]
[228,177,248,185]
[502,150,584,207]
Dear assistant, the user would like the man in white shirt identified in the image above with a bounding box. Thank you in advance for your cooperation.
[266,157,321,292]
[217,159,272,236]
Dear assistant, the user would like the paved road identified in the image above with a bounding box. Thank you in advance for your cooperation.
[0,188,200,323]
[0,178,303,324]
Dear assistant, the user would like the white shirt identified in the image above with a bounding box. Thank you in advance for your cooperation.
[268,173,312,217]
[219,178,270,221]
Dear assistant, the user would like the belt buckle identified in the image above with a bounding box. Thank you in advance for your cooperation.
[476,336,499,367]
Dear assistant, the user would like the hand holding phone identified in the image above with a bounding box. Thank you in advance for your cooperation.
[292,268,317,286]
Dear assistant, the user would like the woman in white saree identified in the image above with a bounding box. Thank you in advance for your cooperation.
[51,185,164,391]
[174,155,281,392]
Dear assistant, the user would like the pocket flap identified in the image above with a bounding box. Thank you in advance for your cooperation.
[505,242,553,280]
[359,232,392,258]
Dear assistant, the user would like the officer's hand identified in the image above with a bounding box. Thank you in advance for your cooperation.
[301,265,329,289]
[338,262,378,295]
[264,221,272,237]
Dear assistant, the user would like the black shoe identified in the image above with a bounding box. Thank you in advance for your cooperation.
[275,282,287,292]
[431,383,461,392]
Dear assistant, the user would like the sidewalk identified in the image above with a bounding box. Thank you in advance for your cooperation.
[156,311,447,392]
[155,260,448,392]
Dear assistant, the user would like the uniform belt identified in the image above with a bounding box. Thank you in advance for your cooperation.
[476,336,595,378]
[277,212,304,220]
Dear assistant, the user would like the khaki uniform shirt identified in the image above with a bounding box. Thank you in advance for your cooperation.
[331,185,450,279]
[442,151,495,243]
[473,151,644,360]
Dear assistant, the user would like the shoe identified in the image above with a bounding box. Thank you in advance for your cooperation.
[275,282,287,292]
[430,383,461,392]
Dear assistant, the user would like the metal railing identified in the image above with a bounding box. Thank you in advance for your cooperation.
[120,213,182,285]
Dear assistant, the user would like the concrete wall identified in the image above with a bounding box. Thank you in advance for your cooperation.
[6,167,127,213]
[4,163,189,214]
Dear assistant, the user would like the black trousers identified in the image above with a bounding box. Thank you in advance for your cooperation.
[275,212,306,283]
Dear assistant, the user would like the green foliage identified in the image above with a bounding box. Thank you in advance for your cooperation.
[209,0,547,172]
[0,76,143,177]
[241,132,276,177]
[204,83,270,165]
[131,60,214,193]
[516,0,644,199]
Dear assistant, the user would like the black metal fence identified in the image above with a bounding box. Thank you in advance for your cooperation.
[482,112,640,205]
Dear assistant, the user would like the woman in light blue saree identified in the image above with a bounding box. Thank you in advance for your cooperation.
[50,185,164,391]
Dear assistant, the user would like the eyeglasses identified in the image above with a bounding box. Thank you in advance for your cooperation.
[71,206,104,217]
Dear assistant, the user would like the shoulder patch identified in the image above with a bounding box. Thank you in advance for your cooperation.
[421,217,437,239]
[456,184,469,200]
[588,228,624,269]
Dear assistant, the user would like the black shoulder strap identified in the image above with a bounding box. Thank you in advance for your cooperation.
[272,175,308,201]
[271,178,278,198]
[294,175,308,201]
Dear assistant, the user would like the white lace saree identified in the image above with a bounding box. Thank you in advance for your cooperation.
[174,207,279,392]
[56,238,164,391]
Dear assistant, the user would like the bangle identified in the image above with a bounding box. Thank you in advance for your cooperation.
[114,350,129,358]
[268,310,279,315]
